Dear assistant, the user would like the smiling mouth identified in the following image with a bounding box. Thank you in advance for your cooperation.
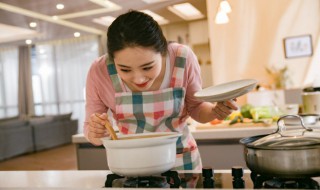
[136,81,149,88]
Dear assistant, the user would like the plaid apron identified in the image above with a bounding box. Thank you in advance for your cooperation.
[106,46,202,170]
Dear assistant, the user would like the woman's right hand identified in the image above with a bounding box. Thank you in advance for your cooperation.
[88,113,110,145]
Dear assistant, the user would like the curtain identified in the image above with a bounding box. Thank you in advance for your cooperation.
[303,33,320,87]
[0,47,18,118]
[32,36,99,133]
[18,46,34,118]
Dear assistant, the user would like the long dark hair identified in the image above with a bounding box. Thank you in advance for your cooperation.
[107,10,168,60]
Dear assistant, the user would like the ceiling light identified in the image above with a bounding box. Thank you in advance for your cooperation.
[142,0,169,4]
[56,4,64,10]
[92,16,115,26]
[29,22,37,28]
[74,32,81,37]
[25,39,32,44]
[0,23,41,43]
[140,10,169,25]
[168,3,204,21]
[52,15,59,20]
[215,10,229,24]
[89,0,121,10]
[220,0,232,13]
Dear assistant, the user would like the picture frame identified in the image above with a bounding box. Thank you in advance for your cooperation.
[283,35,313,58]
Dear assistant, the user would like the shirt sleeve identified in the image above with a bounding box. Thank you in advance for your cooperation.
[183,46,207,121]
[83,58,109,141]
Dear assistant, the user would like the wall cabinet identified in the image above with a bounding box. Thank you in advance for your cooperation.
[188,20,209,45]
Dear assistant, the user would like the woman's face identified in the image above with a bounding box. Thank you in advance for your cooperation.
[114,46,163,92]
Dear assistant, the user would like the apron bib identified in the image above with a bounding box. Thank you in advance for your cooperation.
[106,45,202,170]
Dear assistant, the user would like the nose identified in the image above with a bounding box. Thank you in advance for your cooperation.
[132,72,146,84]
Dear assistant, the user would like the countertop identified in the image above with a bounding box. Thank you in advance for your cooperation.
[72,122,279,143]
[0,170,110,189]
[0,169,248,189]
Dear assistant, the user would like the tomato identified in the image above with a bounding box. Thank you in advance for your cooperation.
[210,119,222,125]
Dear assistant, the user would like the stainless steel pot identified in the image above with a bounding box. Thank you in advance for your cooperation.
[240,115,320,178]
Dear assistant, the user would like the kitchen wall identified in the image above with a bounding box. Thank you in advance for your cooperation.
[206,0,320,89]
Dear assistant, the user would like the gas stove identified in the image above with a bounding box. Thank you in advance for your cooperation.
[104,167,320,189]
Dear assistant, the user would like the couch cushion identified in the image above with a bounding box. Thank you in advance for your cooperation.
[29,116,54,125]
[0,119,28,129]
[0,116,19,123]
[51,113,72,121]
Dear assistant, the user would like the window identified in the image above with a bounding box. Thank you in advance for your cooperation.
[0,48,18,118]
[31,36,99,132]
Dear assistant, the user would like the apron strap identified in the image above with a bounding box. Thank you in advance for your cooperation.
[170,45,188,88]
[105,57,125,93]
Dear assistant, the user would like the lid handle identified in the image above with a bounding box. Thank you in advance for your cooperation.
[276,115,313,136]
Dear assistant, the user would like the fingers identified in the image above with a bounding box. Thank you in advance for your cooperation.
[88,113,110,138]
[212,106,226,120]
[212,99,238,120]
[223,99,238,110]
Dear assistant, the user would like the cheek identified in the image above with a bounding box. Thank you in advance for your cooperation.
[150,65,162,78]
[118,72,131,82]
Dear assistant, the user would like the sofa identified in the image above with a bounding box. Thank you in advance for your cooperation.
[31,113,78,151]
[0,113,78,161]
[0,117,33,161]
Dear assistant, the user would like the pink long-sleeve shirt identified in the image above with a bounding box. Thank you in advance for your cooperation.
[84,43,206,139]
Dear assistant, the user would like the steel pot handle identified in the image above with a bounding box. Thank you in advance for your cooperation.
[276,114,313,134]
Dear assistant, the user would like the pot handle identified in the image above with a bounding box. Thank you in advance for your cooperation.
[276,114,313,134]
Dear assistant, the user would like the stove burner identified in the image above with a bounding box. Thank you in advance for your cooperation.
[123,176,169,188]
[104,170,181,188]
[251,172,320,189]
[264,178,320,189]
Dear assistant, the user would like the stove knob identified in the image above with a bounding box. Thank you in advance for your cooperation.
[232,166,245,189]
[202,167,214,178]
[232,166,244,178]
[202,167,214,188]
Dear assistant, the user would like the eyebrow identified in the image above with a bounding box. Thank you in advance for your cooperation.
[117,61,154,68]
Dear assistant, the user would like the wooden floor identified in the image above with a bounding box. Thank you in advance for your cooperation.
[0,144,77,170]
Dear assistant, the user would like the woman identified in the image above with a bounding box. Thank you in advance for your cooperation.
[84,10,238,170]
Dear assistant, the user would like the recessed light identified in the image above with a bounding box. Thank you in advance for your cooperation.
[168,3,204,21]
[29,22,37,28]
[56,4,64,10]
[140,10,169,25]
[92,16,115,26]
[25,39,32,44]
[89,0,121,10]
[142,0,169,4]
[52,16,59,20]
[74,32,81,37]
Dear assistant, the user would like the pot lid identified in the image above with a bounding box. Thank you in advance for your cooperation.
[249,115,320,149]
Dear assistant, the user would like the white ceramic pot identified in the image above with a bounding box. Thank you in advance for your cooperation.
[101,132,182,177]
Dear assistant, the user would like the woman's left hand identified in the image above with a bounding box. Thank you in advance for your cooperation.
[212,99,238,120]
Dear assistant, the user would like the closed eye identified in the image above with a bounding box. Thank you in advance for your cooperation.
[143,66,153,71]
[120,69,130,73]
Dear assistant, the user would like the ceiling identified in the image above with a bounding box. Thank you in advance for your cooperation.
[0,0,207,47]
